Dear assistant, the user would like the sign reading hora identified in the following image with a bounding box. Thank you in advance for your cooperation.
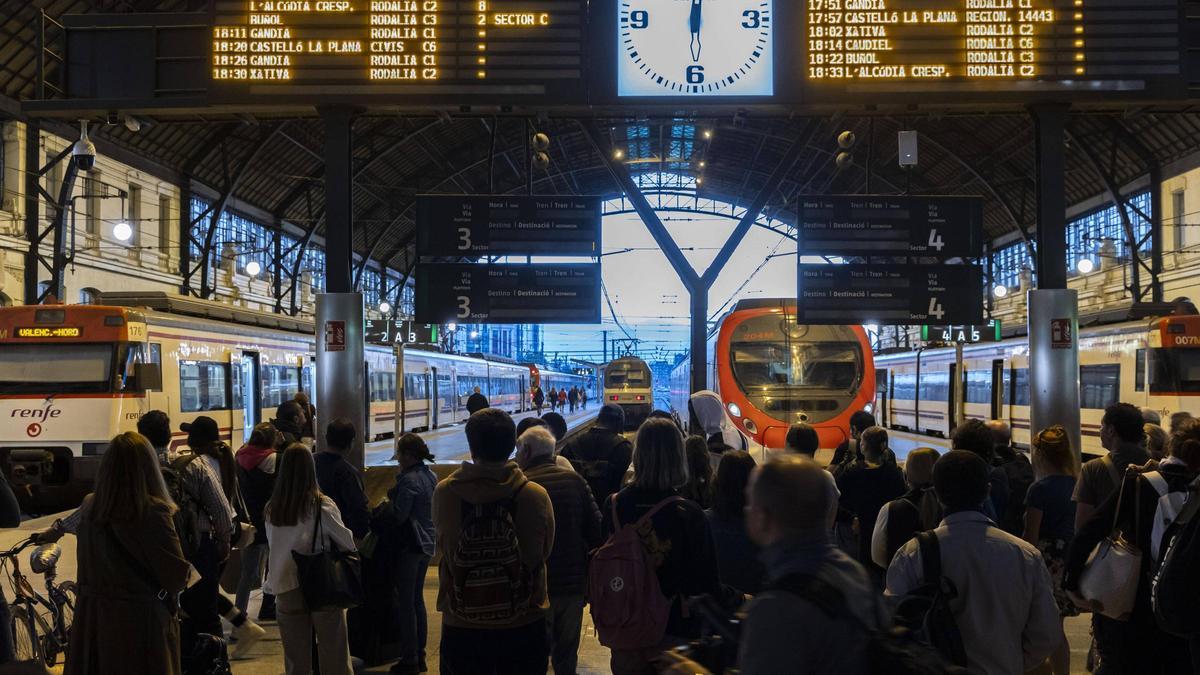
[617,0,774,96]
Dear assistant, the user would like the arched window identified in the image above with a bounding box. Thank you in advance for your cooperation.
[79,287,102,305]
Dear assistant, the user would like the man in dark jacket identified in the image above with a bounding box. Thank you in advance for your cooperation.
[465,387,490,415]
[830,409,875,471]
[987,419,1034,535]
[314,418,370,540]
[517,426,601,675]
[560,404,633,509]
[272,401,307,448]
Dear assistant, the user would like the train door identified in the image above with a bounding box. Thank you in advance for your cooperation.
[438,369,455,426]
[431,367,441,429]
[947,362,958,434]
[423,371,434,430]
[875,368,889,427]
[231,351,260,448]
[990,359,1005,421]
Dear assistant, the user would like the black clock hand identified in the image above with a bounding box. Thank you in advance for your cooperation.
[689,0,702,63]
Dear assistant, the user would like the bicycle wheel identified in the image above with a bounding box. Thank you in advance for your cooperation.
[11,606,40,663]
[57,580,77,634]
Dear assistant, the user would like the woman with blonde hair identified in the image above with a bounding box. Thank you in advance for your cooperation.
[264,443,356,675]
[66,432,192,675]
[1023,426,1079,675]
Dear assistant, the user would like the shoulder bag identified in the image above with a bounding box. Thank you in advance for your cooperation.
[1078,472,1142,621]
[291,504,364,612]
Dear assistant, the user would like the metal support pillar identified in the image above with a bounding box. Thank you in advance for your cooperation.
[689,289,708,396]
[1149,165,1164,302]
[23,121,41,304]
[315,294,366,469]
[1030,104,1069,290]
[180,184,193,294]
[1027,289,1082,461]
[321,106,356,294]
[46,157,80,302]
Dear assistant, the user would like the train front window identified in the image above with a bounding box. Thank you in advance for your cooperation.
[606,363,649,388]
[1149,348,1200,394]
[0,343,115,393]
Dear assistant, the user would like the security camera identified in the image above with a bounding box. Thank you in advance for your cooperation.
[73,120,96,171]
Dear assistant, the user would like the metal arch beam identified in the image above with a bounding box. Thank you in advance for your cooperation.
[182,122,239,176]
[354,117,441,182]
[192,122,285,298]
[700,121,812,287]
[899,117,1036,259]
[1106,118,1163,302]
[1065,124,1152,301]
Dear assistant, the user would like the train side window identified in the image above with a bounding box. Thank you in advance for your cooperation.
[180,361,231,412]
[1080,364,1121,409]
[1012,368,1030,407]
[965,370,991,404]
[261,365,301,409]
[149,343,162,366]
[1135,349,1146,392]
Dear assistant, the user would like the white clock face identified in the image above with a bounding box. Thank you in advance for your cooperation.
[617,0,773,97]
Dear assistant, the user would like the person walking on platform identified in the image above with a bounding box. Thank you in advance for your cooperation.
[561,404,634,510]
[580,388,588,411]
[834,426,905,587]
[272,401,308,449]
[532,385,545,415]
[886,451,1062,675]
[599,418,721,674]
[265,444,356,675]
[65,432,193,675]
[547,387,558,413]
[567,386,579,413]
[1021,427,1079,675]
[236,422,279,623]
[314,419,370,541]
[870,446,941,570]
[517,426,602,675]
[738,455,875,674]
[558,388,568,412]
[388,434,438,675]
[466,387,490,415]
[1064,417,1200,675]
[434,409,555,674]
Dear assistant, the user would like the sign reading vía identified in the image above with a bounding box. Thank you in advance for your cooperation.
[211,0,574,85]
[806,0,1077,82]
[16,327,82,338]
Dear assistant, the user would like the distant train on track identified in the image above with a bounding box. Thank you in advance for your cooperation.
[671,299,876,451]
[874,306,1200,455]
[0,292,591,512]
[602,355,653,429]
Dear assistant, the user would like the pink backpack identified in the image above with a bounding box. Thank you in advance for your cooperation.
[587,495,684,649]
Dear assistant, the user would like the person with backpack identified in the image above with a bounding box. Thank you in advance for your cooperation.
[593,417,721,674]
[532,385,545,415]
[1063,418,1199,675]
[886,451,1062,675]
[988,420,1035,535]
[264,443,356,675]
[64,432,193,675]
[466,387,490,415]
[1020,426,1079,675]
[834,426,906,587]
[516,426,602,675]
[951,419,1011,523]
[738,455,875,674]
[1151,421,1200,672]
[235,422,279,623]
[561,404,634,509]
[433,408,555,674]
[870,446,941,570]
[1074,403,1150,532]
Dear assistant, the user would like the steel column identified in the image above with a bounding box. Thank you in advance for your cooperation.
[23,121,41,304]
[689,289,709,396]
[1148,165,1164,302]
[1030,104,1069,290]
[321,106,356,294]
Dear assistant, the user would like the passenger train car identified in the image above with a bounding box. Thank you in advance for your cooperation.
[874,308,1200,455]
[670,299,876,450]
[0,292,588,512]
[602,356,652,429]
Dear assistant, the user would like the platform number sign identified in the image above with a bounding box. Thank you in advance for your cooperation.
[921,321,1002,344]
[617,0,774,97]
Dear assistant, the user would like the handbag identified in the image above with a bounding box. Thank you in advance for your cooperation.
[1078,472,1143,621]
[291,505,364,612]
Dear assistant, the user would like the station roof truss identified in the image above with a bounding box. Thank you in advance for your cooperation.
[2,2,1200,282]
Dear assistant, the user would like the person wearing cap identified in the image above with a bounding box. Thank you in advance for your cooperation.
[387,434,438,674]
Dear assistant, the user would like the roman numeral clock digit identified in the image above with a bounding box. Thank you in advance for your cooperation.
[618,0,774,97]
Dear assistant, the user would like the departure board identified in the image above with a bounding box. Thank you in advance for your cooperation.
[210,0,585,96]
[804,0,1183,88]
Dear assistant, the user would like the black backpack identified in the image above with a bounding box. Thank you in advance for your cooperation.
[1151,486,1200,637]
[998,455,1035,534]
[891,532,969,669]
[568,433,626,503]
[161,454,207,559]
[770,570,966,675]
[185,633,231,675]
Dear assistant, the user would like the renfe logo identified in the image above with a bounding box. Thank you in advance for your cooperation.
[11,406,62,421]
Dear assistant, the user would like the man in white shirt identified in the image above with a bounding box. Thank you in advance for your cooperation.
[886,450,1062,675]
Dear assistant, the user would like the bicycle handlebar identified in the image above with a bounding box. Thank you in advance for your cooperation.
[0,539,36,559]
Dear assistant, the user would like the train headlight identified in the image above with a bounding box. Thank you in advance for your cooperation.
[864,402,874,414]
[727,402,741,418]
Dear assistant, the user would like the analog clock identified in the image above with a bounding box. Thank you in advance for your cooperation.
[617,0,773,97]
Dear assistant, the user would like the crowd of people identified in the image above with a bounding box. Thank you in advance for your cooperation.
[8,390,1200,675]
[531,385,588,416]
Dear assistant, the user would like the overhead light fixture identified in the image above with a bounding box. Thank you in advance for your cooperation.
[379,301,392,314]
[696,177,703,185]
[1077,258,1095,274]
[112,220,133,243]
[470,330,480,339]
[613,149,625,160]
[993,284,1009,298]
[244,260,262,277]
[447,322,458,331]
[702,129,713,139]
[699,160,706,168]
